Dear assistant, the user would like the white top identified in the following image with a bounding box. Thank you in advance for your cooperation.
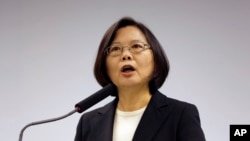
[112,107,146,141]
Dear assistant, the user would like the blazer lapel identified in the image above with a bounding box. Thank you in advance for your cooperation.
[92,99,118,141]
[133,91,170,141]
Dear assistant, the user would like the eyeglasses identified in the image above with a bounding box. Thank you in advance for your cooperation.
[106,41,151,56]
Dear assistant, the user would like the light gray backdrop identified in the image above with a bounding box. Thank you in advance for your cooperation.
[1,0,249,141]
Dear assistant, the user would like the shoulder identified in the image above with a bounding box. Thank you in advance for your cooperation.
[151,91,206,140]
[75,99,117,141]
[153,91,197,109]
[78,98,117,120]
[151,91,201,120]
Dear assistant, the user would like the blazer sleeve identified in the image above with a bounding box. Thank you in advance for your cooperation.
[177,104,206,141]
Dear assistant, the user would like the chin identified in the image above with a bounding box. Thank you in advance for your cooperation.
[118,82,146,88]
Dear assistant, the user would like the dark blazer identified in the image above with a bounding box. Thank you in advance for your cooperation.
[75,91,206,141]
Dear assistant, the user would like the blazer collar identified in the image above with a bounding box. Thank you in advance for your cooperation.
[133,91,169,141]
[92,91,169,141]
[91,99,118,141]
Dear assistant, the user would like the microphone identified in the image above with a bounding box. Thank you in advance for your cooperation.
[19,84,115,141]
[75,83,115,113]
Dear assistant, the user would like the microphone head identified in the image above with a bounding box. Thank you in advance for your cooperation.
[75,84,115,113]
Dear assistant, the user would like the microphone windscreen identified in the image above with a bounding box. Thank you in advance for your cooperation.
[75,84,115,113]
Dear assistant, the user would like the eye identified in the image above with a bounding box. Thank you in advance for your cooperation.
[109,46,121,52]
[131,43,143,49]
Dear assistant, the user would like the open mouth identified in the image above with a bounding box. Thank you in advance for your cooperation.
[121,65,135,72]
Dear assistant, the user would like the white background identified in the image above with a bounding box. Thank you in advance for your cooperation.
[0,0,249,141]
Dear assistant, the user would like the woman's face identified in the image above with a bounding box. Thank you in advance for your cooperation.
[106,26,154,89]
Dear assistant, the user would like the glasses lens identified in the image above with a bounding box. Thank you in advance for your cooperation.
[130,42,145,53]
[108,45,122,55]
[107,42,149,56]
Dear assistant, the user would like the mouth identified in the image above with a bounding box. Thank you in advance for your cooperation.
[121,65,135,72]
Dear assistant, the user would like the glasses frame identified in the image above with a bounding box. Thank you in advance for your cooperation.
[105,41,151,56]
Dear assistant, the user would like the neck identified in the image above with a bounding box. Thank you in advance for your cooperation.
[117,85,152,111]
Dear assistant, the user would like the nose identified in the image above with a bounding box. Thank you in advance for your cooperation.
[122,55,132,61]
[121,47,132,61]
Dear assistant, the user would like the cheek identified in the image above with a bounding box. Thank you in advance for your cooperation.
[138,54,154,75]
[106,57,118,77]
[146,60,154,75]
[106,58,113,75]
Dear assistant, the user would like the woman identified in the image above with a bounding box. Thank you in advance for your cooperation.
[75,17,206,141]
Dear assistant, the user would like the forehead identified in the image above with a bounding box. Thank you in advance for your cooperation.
[112,26,147,44]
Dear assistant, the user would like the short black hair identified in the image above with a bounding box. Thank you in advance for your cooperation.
[94,17,170,93]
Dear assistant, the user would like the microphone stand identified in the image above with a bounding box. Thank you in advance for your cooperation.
[18,84,114,141]
[18,108,78,141]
